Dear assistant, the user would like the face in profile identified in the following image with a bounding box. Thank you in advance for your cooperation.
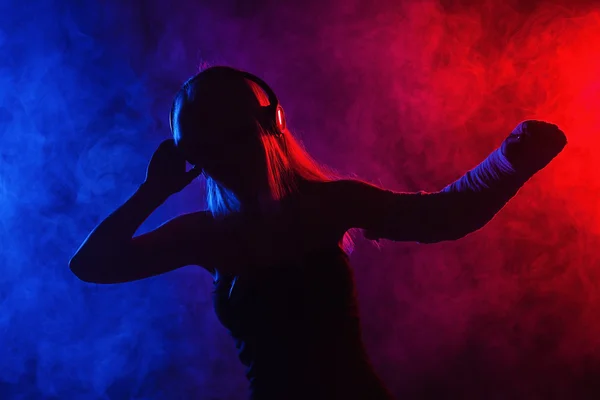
[172,76,268,193]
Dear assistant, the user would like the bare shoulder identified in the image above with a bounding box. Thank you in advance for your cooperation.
[306,178,379,198]
[299,178,398,235]
[299,179,361,204]
[281,179,368,237]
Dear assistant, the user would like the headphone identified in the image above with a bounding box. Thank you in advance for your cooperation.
[170,66,286,136]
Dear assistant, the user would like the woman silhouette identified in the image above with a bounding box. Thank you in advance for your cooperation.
[70,66,567,400]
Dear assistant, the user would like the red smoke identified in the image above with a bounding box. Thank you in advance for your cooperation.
[310,0,600,396]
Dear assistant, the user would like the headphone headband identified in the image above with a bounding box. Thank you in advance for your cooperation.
[238,71,279,114]
[171,66,286,136]
[215,67,286,135]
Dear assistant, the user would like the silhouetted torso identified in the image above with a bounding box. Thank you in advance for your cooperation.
[213,246,394,400]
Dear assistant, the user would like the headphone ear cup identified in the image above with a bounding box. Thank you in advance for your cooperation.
[258,106,284,136]
[275,106,286,134]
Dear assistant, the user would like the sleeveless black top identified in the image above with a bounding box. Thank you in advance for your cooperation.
[213,247,394,400]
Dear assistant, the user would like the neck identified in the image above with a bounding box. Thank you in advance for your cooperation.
[237,190,278,215]
[225,176,275,215]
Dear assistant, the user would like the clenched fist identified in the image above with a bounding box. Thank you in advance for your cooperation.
[501,120,567,174]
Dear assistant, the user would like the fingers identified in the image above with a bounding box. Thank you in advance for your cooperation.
[515,120,568,161]
[516,120,565,137]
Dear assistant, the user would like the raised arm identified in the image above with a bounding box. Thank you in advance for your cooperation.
[69,184,214,283]
[69,139,209,283]
[330,120,567,243]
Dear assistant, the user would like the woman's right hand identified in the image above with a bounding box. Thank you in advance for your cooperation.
[143,139,202,198]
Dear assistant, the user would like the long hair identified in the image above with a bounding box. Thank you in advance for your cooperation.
[173,67,353,253]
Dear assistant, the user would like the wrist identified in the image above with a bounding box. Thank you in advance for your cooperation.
[495,147,517,174]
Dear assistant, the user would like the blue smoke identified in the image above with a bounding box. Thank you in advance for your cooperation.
[0,1,245,398]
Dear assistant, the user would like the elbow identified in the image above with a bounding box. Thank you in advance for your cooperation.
[68,256,91,282]
[69,255,103,283]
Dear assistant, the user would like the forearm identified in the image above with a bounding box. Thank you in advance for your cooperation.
[362,121,566,243]
[442,148,522,194]
[433,148,529,241]
[70,183,168,267]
